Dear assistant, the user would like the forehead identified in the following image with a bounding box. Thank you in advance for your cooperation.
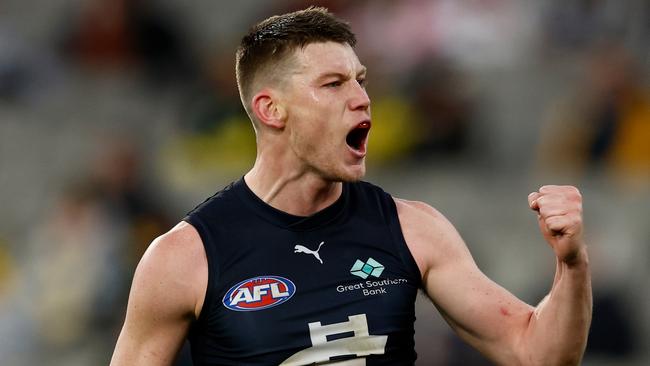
[292,42,364,77]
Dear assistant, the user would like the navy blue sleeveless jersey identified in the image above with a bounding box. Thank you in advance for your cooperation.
[183,178,422,365]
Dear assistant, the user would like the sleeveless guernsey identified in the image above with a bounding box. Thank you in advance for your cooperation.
[184,178,422,365]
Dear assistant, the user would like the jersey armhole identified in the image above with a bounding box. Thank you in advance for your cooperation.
[384,195,424,288]
[182,214,219,323]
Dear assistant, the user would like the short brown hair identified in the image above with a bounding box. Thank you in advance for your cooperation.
[236,7,356,119]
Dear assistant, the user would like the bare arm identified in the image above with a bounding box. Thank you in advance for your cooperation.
[110,222,208,366]
[396,185,591,366]
[523,185,592,365]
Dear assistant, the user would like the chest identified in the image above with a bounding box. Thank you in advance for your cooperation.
[195,222,420,364]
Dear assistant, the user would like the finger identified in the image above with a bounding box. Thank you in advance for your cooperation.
[540,185,581,197]
[537,193,582,216]
[536,196,577,217]
[535,194,565,207]
[539,185,562,193]
[528,192,541,210]
[532,195,561,215]
[538,203,582,218]
[539,205,572,218]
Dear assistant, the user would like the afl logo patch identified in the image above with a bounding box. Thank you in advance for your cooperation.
[222,276,296,311]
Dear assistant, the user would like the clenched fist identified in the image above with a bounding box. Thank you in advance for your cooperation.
[528,185,587,266]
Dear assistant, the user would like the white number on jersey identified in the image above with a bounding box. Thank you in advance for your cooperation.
[280,314,387,365]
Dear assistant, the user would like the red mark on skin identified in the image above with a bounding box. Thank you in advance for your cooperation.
[500,307,511,316]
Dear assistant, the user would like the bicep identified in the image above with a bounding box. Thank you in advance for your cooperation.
[396,199,533,364]
[111,224,206,366]
[425,257,533,363]
[111,263,191,365]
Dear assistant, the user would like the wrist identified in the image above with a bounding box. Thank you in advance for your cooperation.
[562,245,589,269]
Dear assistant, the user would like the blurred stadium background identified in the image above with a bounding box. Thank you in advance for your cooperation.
[0,0,648,365]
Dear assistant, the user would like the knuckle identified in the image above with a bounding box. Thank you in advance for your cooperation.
[567,186,582,199]
[536,195,548,206]
[539,185,553,193]
[540,185,582,199]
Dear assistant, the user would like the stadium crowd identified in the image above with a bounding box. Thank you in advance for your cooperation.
[0,0,647,365]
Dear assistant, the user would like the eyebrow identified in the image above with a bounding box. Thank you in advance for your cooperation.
[316,66,367,81]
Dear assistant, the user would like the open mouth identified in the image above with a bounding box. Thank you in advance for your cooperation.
[345,121,371,152]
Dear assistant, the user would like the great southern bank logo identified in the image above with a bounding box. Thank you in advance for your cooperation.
[222,276,296,311]
[350,258,384,279]
[340,258,407,297]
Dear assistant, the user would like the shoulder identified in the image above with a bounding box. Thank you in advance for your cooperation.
[393,197,471,278]
[144,221,205,267]
[134,221,207,318]
[393,197,452,230]
[394,197,439,214]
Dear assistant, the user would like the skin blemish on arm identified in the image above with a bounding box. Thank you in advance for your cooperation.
[500,307,511,316]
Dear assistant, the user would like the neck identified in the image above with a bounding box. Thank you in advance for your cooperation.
[244,155,342,217]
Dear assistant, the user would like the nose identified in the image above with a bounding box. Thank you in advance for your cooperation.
[348,81,370,111]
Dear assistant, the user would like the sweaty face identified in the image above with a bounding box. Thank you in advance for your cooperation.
[282,42,371,182]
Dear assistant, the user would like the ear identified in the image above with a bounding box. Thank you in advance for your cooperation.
[251,90,286,130]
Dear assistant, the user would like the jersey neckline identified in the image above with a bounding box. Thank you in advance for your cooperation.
[233,177,349,231]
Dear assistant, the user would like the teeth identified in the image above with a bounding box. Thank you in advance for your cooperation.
[359,121,370,128]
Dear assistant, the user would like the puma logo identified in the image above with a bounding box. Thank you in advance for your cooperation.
[294,241,325,264]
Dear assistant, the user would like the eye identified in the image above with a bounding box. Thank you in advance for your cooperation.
[357,78,367,88]
[324,80,343,88]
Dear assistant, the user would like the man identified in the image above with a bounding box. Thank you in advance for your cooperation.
[111,7,592,366]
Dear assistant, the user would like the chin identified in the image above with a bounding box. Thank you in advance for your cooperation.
[338,166,366,183]
[315,161,366,183]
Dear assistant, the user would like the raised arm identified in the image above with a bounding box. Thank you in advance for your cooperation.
[111,222,207,366]
[395,185,592,366]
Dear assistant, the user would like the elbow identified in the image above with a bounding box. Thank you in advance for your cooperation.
[551,350,586,366]
[558,343,588,366]
[518,356,582,366]
[515,329,589,366]
[520,344,587,366]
